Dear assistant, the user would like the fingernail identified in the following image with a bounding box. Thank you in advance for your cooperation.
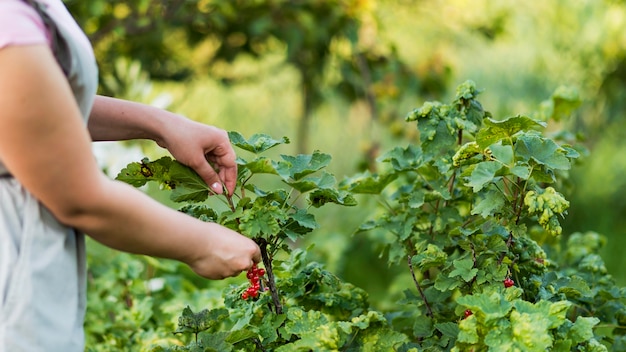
[211,182,221,191]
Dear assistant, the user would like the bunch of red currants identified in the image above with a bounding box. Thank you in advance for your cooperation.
[241,263,266,300]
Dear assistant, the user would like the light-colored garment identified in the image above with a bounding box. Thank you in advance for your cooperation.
[0,0,98,351]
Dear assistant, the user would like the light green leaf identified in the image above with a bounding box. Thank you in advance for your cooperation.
[471,190,506,218]
[489,142,513,165]
[229,131,289,154]
[284,171,336,192]
[515,134,571,170]
[276,151,331,181]
[339,171,398,194]
[466,161,501,192]
[569,316,600,344]
[240,156,278,174]
[476,115,546,149]
[378,145,423,171]
[449,258,478,282]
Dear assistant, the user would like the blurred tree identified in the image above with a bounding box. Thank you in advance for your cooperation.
[63,0,441,155]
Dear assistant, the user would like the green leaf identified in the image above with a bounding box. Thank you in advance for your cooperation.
[476,115,546,149]
[307,188,357,208]
[228,131,289,154]
[465,160,502,192]
[200,332,233,352]
[169,161,210,202]
[174,307,228,335]
[568,316,600,345]
[515,134,571,170]
[225,329,258,344]
[538,85,581,122]
[339,171,398,194]
[285,171,336,192]
[116,156,171,187]
[489,142,513,165]
[239,204,284,238]
[413,315,434,338]
[411,243,448,271]
[276,151,331,181]
[471,190,506,218]
[378,145,423,171]
[449,258,478,282]
[239,156,278,175]
[457,292,513,322]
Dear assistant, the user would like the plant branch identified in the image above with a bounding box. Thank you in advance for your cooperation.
[407,255,433,317]
[259,239,283,314]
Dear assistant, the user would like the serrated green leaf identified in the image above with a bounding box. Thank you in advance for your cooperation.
[413,315,434,338]
[339,171,398,194]
[489,143,513,165]
[476,115,546,149]
[515,134,571,170]
[510,164,532,179]
[568,316,600,345]
[412,244,448,271]
[240,156,278,174]
[471,190,506,218]
[308,188,357,208]
[225,329,258,344]
[465,161,501,192]
[276,151,331,181]
[200,331,233,352]
[285,171,336,192]
[239,204,284,238]
[378,145,423,171]
[116,156,171,187]
[169,161,210,202]
[228,131,289,154]
[435,322,459,340]
[457,292,513,321]
[449,258,478,282]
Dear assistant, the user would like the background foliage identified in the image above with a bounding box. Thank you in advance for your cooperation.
[61,0,626,349]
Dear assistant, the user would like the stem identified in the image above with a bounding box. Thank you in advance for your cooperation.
[407,255,433,317]
[497,232,514,265]
[253,338,267,352]
[259,239,283,315]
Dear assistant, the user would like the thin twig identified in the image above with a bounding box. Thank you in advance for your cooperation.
[407,255,433,317]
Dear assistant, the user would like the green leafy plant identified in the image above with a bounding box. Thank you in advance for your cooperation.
[340,80,626,351]
[116,133,407,350]
[113,81,626,351]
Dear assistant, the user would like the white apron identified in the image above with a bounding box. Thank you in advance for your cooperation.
[0,1,98,351]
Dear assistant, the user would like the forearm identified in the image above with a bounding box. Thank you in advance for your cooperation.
[68,176,207,264]
[88,95,182,145]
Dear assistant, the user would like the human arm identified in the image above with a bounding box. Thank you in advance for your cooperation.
[0,44,260,279]
[88,96,236,195]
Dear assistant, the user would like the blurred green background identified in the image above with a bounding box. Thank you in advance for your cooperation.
[66,0,626,309]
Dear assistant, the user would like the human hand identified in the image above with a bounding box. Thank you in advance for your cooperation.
[158,117,237,195]
[187,223,262,279]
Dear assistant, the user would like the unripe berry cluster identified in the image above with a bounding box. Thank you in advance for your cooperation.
[241,263,266,300]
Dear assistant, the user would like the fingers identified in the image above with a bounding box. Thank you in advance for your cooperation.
[192,159,225,194]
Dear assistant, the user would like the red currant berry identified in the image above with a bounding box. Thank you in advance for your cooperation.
[464,309,472,318]
[246,271,256,280]
[257,268,266,276]
[241,292,249,300]
[504,278,514,288]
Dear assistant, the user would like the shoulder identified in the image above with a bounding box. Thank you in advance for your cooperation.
[0,0,49,50]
